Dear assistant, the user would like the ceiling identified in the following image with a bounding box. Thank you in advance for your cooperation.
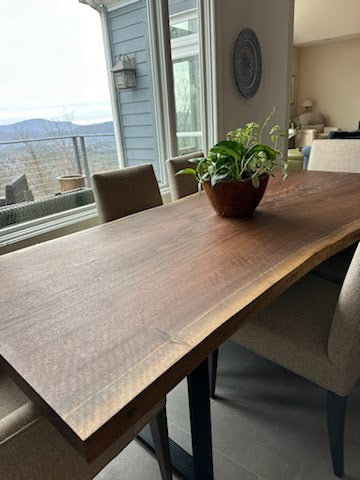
[294,0,360,46]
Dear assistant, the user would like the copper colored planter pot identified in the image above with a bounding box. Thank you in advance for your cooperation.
[203,175,269,218]
[57,174,85,193]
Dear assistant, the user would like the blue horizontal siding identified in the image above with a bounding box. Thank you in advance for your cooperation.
[119,88,150,103]
[122,113,153,127]
[109,7,144,28]
[123,125,154,138]
[109,0,161,181]
[125,137,155,149]
[126,149,156,160]
[111,23,144,44]
[121,101,151,115]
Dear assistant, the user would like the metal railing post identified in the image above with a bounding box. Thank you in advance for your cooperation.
[72,137,82,174]
[78,136,91,187]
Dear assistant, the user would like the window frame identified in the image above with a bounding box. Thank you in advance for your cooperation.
[0,0,216,252]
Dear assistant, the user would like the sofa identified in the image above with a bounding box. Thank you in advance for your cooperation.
[295,112,340,148]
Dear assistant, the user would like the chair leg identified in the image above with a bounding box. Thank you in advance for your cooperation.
[149,407,172,480]
[327,390,348,478]
[208,348,219,399]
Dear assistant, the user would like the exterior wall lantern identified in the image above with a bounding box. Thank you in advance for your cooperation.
[111,54,137,90]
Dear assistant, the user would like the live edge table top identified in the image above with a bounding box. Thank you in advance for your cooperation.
[1,171,359,461]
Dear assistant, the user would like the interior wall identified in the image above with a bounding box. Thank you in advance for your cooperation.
[214,0,294,149]
[296,37,360,131]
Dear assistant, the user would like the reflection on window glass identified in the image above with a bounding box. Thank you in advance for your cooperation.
[173,57,202,153]
[170,18,198,39]
[170,6,202,155]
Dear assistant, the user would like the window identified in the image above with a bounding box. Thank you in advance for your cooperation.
[173,57,202,153]
[169,5,203,155]
[170,17,198,38]
[0,0,208,245]
[0,0,114,233]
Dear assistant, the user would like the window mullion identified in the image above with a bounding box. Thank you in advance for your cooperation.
[147,0,177,186]
[198,0,218,150]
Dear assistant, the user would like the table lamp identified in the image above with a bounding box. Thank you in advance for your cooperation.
[302,99,314,110]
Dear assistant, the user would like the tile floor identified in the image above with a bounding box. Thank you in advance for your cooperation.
[96,341,360,480]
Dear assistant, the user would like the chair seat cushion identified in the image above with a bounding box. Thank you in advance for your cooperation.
[0,370,165,479]
[231,274,350,395]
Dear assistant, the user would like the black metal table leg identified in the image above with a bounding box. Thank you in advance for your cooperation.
[149,408,173,480]
[137,425,194,480]
[187,357,214,480]
[137,358,214,480]
[209,348,219,399]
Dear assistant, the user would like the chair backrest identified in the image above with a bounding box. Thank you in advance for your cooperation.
[92,164,162,223]
[299,112,325,132]
[308,139,360,173]
[5,174,34,205]
[166,151,204,200]
[295,129,317,148]
[327,244,360,389]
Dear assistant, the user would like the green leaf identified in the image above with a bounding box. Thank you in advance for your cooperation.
[211,173,229,187]
[176,168,197,176]
[251,176,260,188]
[246,144,277,161]
[188,157,203,165]
[210,140,242,161]
[269,125,285,137]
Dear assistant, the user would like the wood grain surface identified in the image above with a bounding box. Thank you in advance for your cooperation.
[1,171,359,461]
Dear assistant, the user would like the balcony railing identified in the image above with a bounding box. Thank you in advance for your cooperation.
[176,131,202,155]
[0,131,203,230]
[0,133,117,192]
[0,134,118,229]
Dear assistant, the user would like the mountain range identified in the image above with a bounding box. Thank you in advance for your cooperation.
[0,119,114,142]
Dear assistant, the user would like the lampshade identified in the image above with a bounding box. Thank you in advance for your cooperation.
[302,99,314,108]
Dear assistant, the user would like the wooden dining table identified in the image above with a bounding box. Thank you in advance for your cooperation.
[1,170,360,480]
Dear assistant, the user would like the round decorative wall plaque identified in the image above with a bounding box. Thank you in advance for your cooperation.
[233,28,262,98]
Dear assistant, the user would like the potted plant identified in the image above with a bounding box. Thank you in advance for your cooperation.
[289,117,298,136]
[177,112,287,218]
[57,174,85,193]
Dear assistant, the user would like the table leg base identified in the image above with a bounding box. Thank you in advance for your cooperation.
[137,425,194,480]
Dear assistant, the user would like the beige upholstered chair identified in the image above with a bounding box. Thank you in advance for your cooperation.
[308,139,360,285]
[0,369,172,479]
[92,164,162,223]
[211,244,360,478]
[166,152,204,200]
[299,111,325,132]
[295,128,317,148]
[297,113,340,146]
[309,139,360,173]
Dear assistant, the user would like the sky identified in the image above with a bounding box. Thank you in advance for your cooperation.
[0,0,112,126]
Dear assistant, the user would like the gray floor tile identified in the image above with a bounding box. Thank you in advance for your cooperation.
[211,342,360,480]
[95,440,170,480]
[96,341,360,479]
[168,421,258,480]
